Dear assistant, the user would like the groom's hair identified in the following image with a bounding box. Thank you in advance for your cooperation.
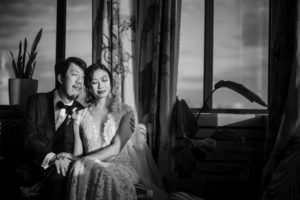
[54,57,87,88]
[84,63,114,105]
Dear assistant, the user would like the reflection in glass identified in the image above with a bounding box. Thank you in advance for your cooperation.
[213,0,269,109]
[66,1,92,66]
[177,0,204,108]
[0,1,57,103]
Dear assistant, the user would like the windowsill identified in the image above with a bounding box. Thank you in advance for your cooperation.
[191,108,268,115]
[195,112,268,127]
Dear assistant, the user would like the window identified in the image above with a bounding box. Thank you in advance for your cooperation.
[66,1,92,66]
[177,0,269,113]
[0,1,57,104]
[177,0,205,108]
[0,0,92,105]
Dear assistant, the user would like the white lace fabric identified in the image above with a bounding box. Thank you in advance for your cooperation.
[68,103,138,200]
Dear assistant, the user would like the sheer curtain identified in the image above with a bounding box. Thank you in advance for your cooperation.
[260,0,300,199]
[92,0,181,196]
[132,0,181,176]
[92,0,136,108]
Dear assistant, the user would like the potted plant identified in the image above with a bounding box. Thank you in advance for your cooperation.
[8,28,42,107]
[171,80,267,178]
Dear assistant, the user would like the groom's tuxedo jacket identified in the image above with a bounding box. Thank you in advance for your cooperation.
[23,90,84,165]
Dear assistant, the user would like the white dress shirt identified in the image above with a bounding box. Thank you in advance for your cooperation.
[41,90,74,169]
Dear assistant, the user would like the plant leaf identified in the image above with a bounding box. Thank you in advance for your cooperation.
[25,51,32,77]
[214,80,267,107]
[22,38,28,77]
[171,145,195,171]
[25,51,37,78]
[18,41,22,61]
[10,28,42,78]
[17,40,22,76]
[25,51,31,77]
[17,56,23,77]
[10,51,19,78]
[30,28,42,56]
[22,28,42,78]
[30,61,36,79]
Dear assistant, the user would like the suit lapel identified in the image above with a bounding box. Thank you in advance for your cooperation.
[44,91,85,141]
[73,100,84,111]
[46,90,56,140]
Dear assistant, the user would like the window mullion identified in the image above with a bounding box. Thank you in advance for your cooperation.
[56,0,66,62]
[203,0,214,109]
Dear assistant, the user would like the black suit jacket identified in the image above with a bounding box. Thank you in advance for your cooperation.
[23,90,84,165]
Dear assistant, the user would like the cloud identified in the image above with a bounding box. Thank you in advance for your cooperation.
[0,16,28,37]
[238,0,269,47]
[67,0,91,12]
[178,0,269,108]
[0,0,91,93]
[0,1,56,38]
[178,75,201,83]
[181,0,204,14]
[0,1,55,17]
[241,12,268,46]
[0,44,13,52]
[214,0,268,47]
[67,0,87,7]
[177,73,203,92]
[66,27,91,33]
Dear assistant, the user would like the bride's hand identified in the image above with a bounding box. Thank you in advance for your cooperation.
[54,159,71,176]
[71,107,79,121]
[56,152,79,162]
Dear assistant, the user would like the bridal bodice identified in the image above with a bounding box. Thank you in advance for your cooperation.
[74,103,135,159]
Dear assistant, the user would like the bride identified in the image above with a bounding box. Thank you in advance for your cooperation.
[67,63,167,200]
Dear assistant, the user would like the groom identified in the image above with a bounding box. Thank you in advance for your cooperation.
[23,57,87,200]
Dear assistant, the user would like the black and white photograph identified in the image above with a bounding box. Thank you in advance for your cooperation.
[0,0,297,200]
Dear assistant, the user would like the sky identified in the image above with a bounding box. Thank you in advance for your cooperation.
[0,0,92,105]
[0,0,269,108]
[177,0,269,109]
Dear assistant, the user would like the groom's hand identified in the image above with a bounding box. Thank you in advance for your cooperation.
[54,158,71,176]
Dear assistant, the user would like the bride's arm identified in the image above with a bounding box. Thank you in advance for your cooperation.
[84,110,135,161]
[73,123,83,156]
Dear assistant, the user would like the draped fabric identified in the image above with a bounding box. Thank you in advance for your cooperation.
[91,0,179,193]
[132,0,181,175]
[92,0,181,175]
[68,104,139,200]
[260,0,300,199]
[92,0,135,108]
[263,0,299,160]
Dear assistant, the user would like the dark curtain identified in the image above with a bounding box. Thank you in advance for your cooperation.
[93,0,181,176]
[133,0,181,175]
[260,0,300,199]
[264,0,299,158]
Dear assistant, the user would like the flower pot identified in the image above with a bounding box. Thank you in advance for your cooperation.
[9,78,38,107]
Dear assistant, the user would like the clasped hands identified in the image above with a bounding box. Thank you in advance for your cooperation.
[50,152,78,176]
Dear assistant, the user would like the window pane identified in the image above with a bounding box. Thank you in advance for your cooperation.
[213,0,269,109]
[66,1,92,66]
[177,0,204,108]
[0,1,57,104]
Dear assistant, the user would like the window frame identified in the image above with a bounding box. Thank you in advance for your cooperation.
[56,0,67,62]
[199,0,269,114]
[1,0,269,113]
[0,0,79,107]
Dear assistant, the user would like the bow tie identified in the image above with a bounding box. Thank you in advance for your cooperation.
[56,101,75,116]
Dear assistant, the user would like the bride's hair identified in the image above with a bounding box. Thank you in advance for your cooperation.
[84,63,114,105]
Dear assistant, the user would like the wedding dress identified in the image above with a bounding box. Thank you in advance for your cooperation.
[67,102,167,200]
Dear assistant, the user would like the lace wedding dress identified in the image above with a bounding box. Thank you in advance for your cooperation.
[67,103,139,200]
